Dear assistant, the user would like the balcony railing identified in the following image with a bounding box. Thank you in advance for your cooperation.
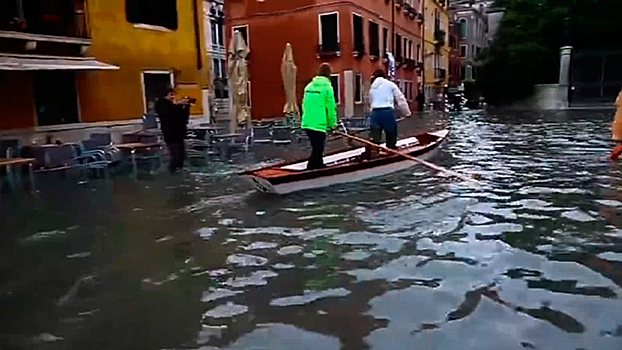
[435,68,447,81]
[434,29,446,46]
[403,58,417,69]
[0,1,89,39]
[318,42,341,57]
[353,42,365,58]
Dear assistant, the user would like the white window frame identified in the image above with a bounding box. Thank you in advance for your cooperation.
[354,73,363,104]
[141,70,174,114]
[232,24,249,47]
[330,73,340,104]
[318,12,340,46]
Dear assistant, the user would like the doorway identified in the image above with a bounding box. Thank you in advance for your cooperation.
[142,71,174,114]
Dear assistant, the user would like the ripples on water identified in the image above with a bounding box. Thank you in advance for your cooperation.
[1,110,622,349]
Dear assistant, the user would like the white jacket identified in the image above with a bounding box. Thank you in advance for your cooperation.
[369,77,411,117]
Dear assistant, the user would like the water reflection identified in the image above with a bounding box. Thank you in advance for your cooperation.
[2,110,622,349]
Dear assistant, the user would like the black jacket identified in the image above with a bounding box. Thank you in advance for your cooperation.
[155,98,190,143]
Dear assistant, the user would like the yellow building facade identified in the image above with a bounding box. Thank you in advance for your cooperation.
[0,0,210,137]
[423,0,450,106]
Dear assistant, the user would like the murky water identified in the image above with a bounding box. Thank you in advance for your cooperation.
[2,110,622,350]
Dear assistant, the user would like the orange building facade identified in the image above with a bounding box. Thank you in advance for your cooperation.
[0,0,209,143]
[226,0,424,120]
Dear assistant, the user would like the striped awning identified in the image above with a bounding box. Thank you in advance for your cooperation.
[0,53,118,71]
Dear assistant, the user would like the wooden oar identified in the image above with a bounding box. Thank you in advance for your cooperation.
[327,118,406,142]
[334,130,482,185]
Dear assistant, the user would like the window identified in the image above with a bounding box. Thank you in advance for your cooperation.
[408,40,413,60]
[475,47,481,59]
[460,45,467,58]
[247,81,251,107]
[466,65,473,80]
[213,59,221,79]
[319,12,340,52]
[461,66,465,80]
[220,59,227,79]
[383,27,389,57]
[355,74,362,103]
[471,45,475,57]
[126,0,178,31]
[330,74,340,104]
[233,25,249,47]
[213,59,227,79]
[416,44,421,61]
[369,21,380,57]
[352,13,364,54]
[34,72,79,126]
[395,33,402,60]
[142,71,174,114]
[459,19,467,39]
[211,20,224,47]
[403,37,408,59]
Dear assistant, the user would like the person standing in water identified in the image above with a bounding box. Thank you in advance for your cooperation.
[610,88,622,160]
[366,69,411,155]
[156,88,192,173]
[301,63,337,170]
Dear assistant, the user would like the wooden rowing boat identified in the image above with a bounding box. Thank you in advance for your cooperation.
[240,129,450,194]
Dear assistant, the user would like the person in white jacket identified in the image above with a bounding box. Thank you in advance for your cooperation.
[368,69,411,151]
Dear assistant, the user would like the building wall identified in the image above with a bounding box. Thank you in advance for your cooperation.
[227,0,422,119]
[80,0,210,124]
[423,0,450,102]
[453,3,489,83]
[0,72,36,130]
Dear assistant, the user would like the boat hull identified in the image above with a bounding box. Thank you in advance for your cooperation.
[241,129,449,195]
[243,147,440,194]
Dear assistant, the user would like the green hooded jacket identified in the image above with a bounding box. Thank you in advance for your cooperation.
[302,76,337,133]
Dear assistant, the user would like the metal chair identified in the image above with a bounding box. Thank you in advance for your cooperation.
[272,126,293,144]
[252,126,272,143]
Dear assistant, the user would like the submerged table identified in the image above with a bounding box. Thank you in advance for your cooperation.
[0,158,36,189]
[114,143,162,175]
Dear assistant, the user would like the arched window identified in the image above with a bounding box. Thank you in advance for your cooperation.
[459,19,467,39]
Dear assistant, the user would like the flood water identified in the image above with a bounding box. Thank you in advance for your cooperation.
[2,110,622,350]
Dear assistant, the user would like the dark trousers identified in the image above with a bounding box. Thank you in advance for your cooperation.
[370,108,398,149]
[305,129,326,170]
[166,141,185,173]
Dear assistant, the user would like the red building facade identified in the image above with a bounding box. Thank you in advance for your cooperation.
[226,0,424,120]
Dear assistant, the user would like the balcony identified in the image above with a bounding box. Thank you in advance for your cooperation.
[403,58,417,70]
[434,29,446,47]
[353,42,365,58]
[318,42,341,57]
[0,1,90,43]
[435,68,447,82]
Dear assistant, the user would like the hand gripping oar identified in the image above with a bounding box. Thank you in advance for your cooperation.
[334,130,482,185]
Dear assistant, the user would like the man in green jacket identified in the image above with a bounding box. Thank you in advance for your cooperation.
[302,63,337,170]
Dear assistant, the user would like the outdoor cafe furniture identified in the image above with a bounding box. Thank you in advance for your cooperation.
[114,142,162,174]
[0,157,35,189]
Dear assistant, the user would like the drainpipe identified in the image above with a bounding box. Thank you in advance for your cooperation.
[391,0,395,55]
[420,1,425,108]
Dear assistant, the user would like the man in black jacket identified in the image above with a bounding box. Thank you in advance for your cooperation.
[155,88,191,173]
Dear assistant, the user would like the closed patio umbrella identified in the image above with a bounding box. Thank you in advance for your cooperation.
[281,43,300,120]
[228,30,250,130]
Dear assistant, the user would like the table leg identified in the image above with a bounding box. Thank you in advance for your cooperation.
[131,149,137,179]
[29,162,36,193]
[6,164,14,189]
